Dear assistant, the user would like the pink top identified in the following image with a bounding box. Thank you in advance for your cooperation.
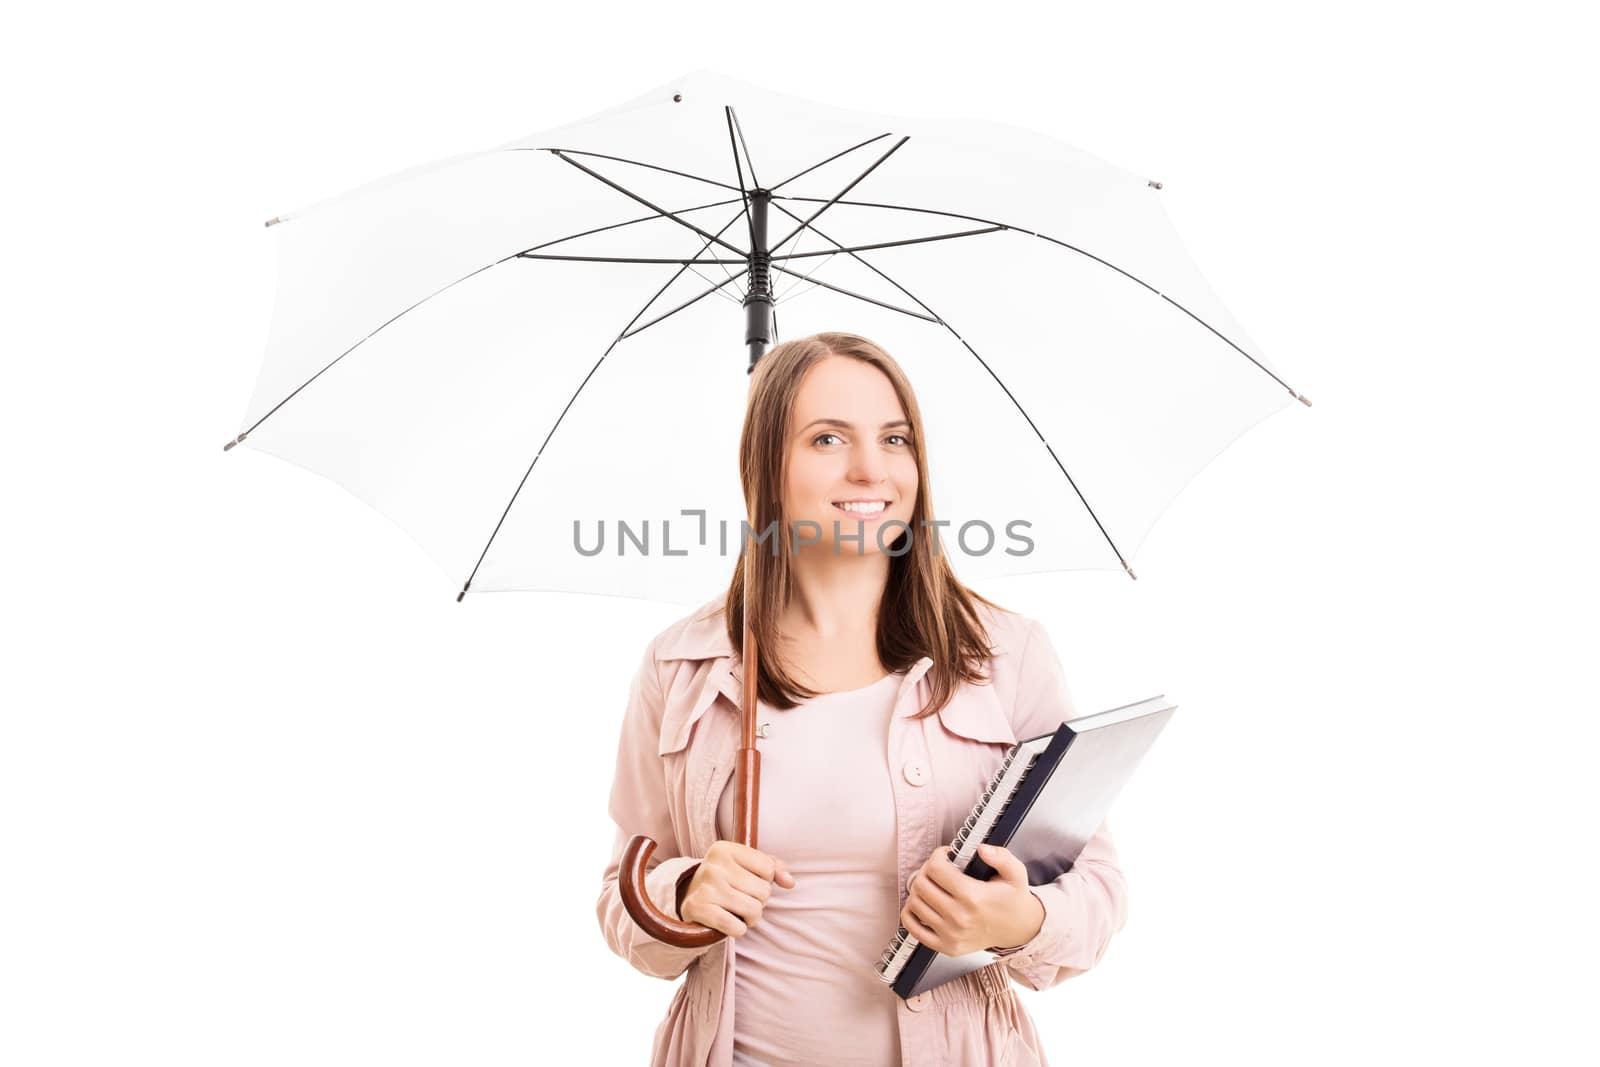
[597,598,1130,1067]
[713,671,905,1066]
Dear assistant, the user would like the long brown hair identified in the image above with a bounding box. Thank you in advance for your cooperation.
[721,331,1009,718]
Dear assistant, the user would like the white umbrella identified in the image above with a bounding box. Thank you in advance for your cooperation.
[229,68,1308,605]
[225,68,1310,944]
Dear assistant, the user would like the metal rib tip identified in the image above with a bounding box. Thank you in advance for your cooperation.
[1147,180,1163,189]
[1123,561,1138,580]
[264,216,283,228]
[222,433,246,451]
[1297,393,1313,407]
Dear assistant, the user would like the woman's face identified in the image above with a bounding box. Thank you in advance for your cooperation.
[783,355,919,558]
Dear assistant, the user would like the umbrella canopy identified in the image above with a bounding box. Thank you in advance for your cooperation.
[229,69,1308,606]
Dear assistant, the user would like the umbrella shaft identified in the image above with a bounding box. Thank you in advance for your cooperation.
[744,188,773,371]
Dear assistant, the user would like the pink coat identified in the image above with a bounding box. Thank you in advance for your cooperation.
[598,598,1129,1066]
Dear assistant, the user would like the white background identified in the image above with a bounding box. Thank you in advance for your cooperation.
[4,1,1596,1064]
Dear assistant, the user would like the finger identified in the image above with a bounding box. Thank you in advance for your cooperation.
[928,843,964,875]
[911,866,964,919]
[712,888,764,930]
[733,848,796,889]
[921,849,971,897]
[977,843,1028,884]
[900,908,946,954]
[727,845,777,881]
[905,888,950,930]
[705,903,750,938]
[682,886,746,936]
[773,859,796,889]
[724,865,774,903]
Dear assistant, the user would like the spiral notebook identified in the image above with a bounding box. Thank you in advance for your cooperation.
[875,694,1177,999]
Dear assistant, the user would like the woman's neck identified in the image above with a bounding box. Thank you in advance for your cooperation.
[779,550,890,642]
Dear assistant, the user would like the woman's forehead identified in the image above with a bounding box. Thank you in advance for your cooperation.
[793,357,905,421]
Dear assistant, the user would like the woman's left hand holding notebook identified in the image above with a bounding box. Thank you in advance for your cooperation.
[900,842,1046,956]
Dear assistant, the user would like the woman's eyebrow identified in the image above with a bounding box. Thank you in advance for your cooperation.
[801,418,912,431]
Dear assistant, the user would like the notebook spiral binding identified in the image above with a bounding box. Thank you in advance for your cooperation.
[874,742,1038,980]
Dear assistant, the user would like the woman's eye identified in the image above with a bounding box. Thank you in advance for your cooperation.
[811,431,911,447]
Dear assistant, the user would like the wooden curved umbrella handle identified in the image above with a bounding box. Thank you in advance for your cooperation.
[618,834,726,948]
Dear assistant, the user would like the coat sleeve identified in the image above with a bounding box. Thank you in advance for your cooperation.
[595,636,717,980]
[991,617,1131,991]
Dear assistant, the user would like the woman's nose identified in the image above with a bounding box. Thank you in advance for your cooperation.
[849,446,887,482]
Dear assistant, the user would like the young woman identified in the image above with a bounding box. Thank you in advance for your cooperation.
[598,332,1128,1067]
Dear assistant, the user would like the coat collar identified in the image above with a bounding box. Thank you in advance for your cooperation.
[655,599,1016,754]
[655,599,736,663]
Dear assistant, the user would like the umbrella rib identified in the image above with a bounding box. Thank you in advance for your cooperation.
[518,252,748,302]
[766,261,936,323]
[456,208,751,600]
[550,150,750,260]
[620,269,749,338]
[722,107,758,295]
[765,198,1138,578]
[519,146,743,192]
[517,253,748,264]
[766,137,909,257]
[520,196,746,255]
[728,108,761,190]
[775,193,1018,228]
[725,107,757,260]
[509,253,741,304]
[773,247,837,302]
[518,195,748,298]
[768,132,895,193]
[773,195,1308,402]
[771,226,1005,260]
[684,263,747,303]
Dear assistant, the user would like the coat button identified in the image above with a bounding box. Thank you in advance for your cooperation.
[901,761,928,786]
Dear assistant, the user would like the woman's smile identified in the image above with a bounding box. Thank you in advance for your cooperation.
[832,499,891,518]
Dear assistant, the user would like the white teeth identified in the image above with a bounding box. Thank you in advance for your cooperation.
[835,501,887,514]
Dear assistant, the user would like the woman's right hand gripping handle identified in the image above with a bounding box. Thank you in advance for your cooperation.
[678,840,797,938]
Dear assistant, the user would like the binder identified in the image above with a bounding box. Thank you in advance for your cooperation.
[876,694,1177,998]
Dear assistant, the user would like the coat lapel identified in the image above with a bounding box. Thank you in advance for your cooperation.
[931,679,1018,744]
[658,655,744,757]
[655,600,739,757]
[656,597,1018,751]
